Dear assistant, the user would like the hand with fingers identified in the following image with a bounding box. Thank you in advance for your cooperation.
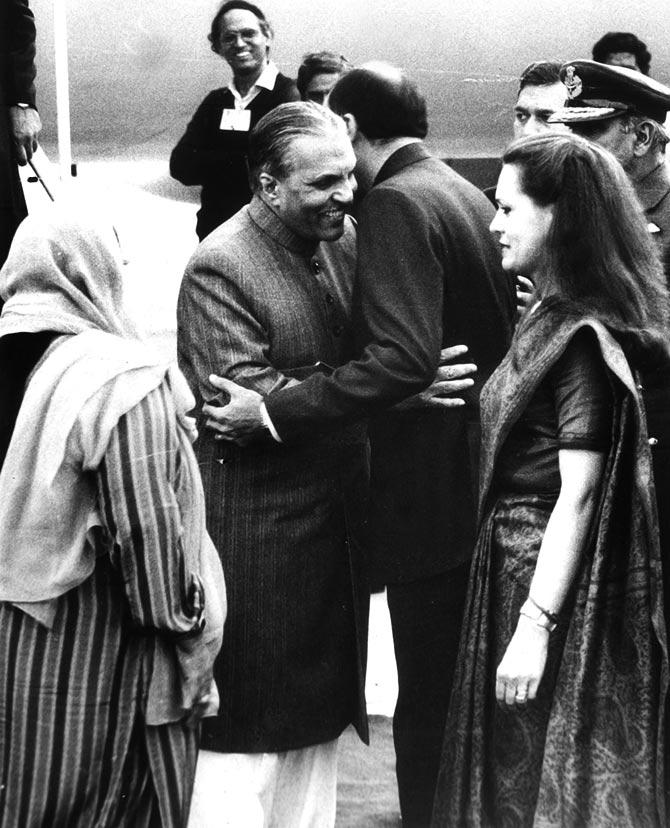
[202,374,265,445]
[495,614,549,709]
[9,105,41,165]
[394,344,477,411]
[516,275,535,318]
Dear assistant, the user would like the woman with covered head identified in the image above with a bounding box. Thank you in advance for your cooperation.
[0,210,226,827]
[433,133,670,826]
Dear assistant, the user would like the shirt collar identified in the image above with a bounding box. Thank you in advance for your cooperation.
[248,195,319,256]
[228,61,278,104]
[634,160,670,213]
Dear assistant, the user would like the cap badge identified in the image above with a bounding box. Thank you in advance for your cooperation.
[564,66,583,100]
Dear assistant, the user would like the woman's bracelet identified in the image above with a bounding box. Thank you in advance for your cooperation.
[527,595,560,626]
[519,597,558,632]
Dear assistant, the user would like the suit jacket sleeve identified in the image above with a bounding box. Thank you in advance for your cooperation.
[5,0,37,108]
[264,186,443,441]
[177,249,296,404]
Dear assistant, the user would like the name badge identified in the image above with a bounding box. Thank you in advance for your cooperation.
[219,108,251,132]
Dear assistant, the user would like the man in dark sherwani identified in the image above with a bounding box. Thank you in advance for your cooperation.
[0,0,41,271]
[206,64,516,827]
[177,102,369,827]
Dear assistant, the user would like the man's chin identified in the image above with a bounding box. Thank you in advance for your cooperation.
[318,222,346,241]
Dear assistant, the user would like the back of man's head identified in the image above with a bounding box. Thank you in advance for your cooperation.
[247,101,345,189]
[328,62,428,141]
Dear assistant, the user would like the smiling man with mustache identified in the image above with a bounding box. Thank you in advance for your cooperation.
[204,64,516,827]
[177,102,369,827]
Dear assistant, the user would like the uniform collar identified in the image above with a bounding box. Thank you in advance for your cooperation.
[248,195,319,256]
[634,160,670,213]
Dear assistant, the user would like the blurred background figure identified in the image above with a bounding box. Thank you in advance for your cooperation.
[513,61,567,138]
[297,51,350,105]
[592,31,651,75]
[0,0,41,271]
[170,0,298,240]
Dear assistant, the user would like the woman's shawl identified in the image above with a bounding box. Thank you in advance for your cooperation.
[478,302,668,825]
[0,210,226,725]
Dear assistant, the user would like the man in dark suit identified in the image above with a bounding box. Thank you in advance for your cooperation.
[1,0,41,270]
[206,64,515,826]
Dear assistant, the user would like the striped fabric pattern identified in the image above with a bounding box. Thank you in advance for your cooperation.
[0,383,200,827]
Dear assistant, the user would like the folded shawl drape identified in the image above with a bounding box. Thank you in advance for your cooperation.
[434,300,668,827]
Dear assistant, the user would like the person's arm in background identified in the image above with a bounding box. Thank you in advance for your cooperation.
[7,0,41,165]
[204,186,453,445]
[204,343,476,444]
[266,187,446,436]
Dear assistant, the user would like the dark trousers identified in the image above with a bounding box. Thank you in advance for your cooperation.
[386,562,469,828]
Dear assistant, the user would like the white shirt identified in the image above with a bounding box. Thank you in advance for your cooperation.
[227,62,279,110]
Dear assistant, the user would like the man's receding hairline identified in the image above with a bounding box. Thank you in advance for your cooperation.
[358,60,405,86]
[277,121,351,176]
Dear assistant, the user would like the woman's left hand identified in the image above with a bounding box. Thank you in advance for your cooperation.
[495,615,550,708]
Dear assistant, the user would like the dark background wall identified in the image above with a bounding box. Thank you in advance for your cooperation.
[31,0,670,159]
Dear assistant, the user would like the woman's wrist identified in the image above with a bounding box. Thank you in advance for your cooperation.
[517,612,552,635]
[519,597,558,632]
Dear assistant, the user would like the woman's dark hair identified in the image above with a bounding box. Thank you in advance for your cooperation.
[208,1,272,55]
[503,132,669,358]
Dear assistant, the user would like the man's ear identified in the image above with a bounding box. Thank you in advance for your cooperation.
[632,120,655,157]
[341,113,359,142]
[258,172,280,203]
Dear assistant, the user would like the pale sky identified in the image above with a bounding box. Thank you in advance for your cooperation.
[31,0,670,157]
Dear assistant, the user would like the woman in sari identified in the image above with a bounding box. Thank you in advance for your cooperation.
[0,210,226,827]
[433,133,670,827]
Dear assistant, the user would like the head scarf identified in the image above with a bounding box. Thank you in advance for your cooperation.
[0,208,175,608]
[0,208,226,725]
[0,209,138,337]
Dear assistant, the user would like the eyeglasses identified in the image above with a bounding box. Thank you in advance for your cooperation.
[220,28,262,46]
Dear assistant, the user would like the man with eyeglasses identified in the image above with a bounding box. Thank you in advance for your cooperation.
[170,0,298,240]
